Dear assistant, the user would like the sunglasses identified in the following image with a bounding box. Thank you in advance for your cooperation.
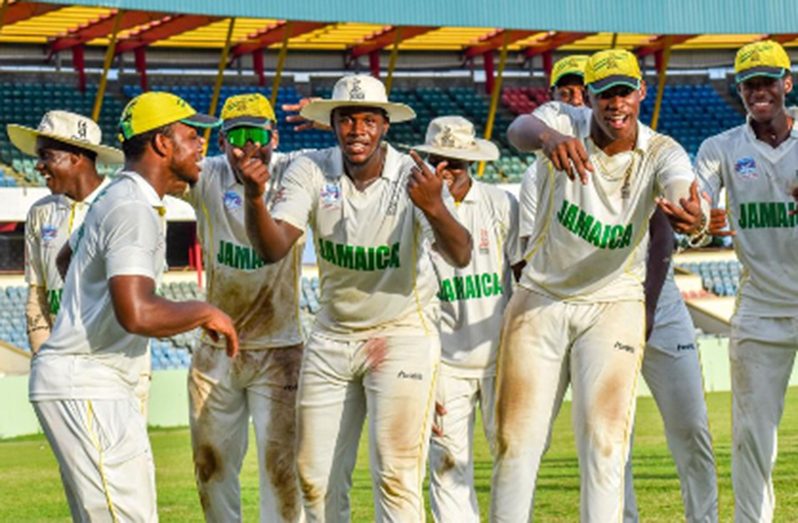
[225,126,272,149]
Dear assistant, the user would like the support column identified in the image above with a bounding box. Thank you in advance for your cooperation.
[478,32,509,177]
[73,45,86,93]
[204,17,236,152]
[369,50,380,78]
[650,36,672,131]
[483,51,495,95]
[253,49,265,87]
[134,47,148,92]
[92,10,124,122]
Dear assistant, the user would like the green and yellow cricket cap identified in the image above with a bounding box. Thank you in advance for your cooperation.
[585,49,642,94]
[734,40,791,84]
[550,55,588,88]
[220,93,276,132]
[118,91,220,142]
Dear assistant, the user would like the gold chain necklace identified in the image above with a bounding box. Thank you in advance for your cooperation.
[592,147,637,200]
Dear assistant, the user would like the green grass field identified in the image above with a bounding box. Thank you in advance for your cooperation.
[2,388,798,521]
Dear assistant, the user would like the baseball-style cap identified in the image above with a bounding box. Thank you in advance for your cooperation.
[734,40,792,84]
[220,93,276,132]
[585,49,642,94]
[7,110,123,164]
[550,55,589,88]
[118,91,220,142]
[300,75,416,125]
[413,116,499,162]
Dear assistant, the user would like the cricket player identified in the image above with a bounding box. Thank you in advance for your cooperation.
[10,110,121,353]
[413,116,521,523]
[517,54,719,523]
[242,74,472,522]
[28,91,238,522]
[184,93,306,522]
[696,40,798,523]
[491,49,708,522]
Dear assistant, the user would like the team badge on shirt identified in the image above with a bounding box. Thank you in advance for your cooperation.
[320,183,342,208]
[41,225,58,243]
[734,157,758,180]
[223,190,243,211]
[479,228,490,254]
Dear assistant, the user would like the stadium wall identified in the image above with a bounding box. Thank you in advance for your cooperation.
[4,337,798,439]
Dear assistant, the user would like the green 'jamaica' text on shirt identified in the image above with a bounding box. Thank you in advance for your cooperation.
[216,240,267,270]
[438,272,503,302]
[556,199,634,250]
[317,238,401,271]
[737,201,798,229]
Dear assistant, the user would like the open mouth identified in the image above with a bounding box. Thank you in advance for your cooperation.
[606,114,630,129]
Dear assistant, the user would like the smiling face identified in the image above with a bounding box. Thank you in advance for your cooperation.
[738,74,793,124]
[332,107,389,165]
[166,122,206,193]
[588,83,646,144]
[35,137,91,197]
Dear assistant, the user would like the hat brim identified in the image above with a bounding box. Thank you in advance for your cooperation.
[300,100,416,125]
[7,124,124,165]
[221,116,272,132]
[735,66,787,84]
[180,113,221,129]
[551,71,585,89]
[413,139,500,162]
[587,75,641,94]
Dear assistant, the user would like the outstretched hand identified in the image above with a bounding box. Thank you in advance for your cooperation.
[542,131,594,184]
[232,146,270,200]
[282,97,331,132]
[202,307,239,358]
[407,150,445,215]
[656,180,705,235]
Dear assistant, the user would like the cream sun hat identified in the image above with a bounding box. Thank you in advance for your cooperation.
[413,116,499,162]
[300,74,416,125]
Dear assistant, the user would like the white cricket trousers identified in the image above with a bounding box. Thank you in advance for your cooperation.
[623,293,718,523]
[428,374,496,523]
[730,313,797,523]
[490,287,644,523]
[295,330,440,523]
[188,342,305,523]
[32,397,157,522]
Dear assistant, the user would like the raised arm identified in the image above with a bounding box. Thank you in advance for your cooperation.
[236,147,304,263]
[407,151,472,268]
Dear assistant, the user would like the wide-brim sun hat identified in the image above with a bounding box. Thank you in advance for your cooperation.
[7,110,124,165]
[300,74,416,125]
[413,116,499,162]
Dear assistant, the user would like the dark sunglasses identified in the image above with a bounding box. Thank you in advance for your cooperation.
[428,156,470,171]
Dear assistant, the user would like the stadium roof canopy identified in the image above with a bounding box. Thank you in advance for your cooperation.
[2,0,798,57]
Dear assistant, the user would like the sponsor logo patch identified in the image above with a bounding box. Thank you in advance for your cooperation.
[223,190,242,211]
[734,157,758,180]
[614,341,635,354]
[397,370,423,380]
[320,183,342,208]
[41,225,58,243]
[676,343,696,351]
[479,228,490,254]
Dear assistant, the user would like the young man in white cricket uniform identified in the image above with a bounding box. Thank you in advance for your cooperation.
[412,116,521,523]
[28,91,239,522]
[242,74,472,522]
[517,54,719,523]
[491,49,708,522]
[11,111,157,418]
[11,111,121,352]
[696,40,798,523]
[185,93,306,522]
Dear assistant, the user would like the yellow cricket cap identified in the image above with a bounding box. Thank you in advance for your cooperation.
[118,91,220,142]
[220,93,276,132]
[550,55,588,88]
[734,40,791,84]
[584,49,642,94]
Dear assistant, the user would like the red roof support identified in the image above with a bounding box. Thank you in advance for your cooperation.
[349,25,433,58]
[2,1,61,25]
[49,10,166,54]
[464,29,539,59]
[114,14,219,54]
[231,20,327,57]
[636,34,693,58]
[523,31,593,57]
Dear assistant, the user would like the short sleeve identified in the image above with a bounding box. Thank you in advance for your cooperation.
[24,208,43,286]
[102,202,162,279]
[653,138,696,202]
[270,157,317,231]
[532,102,592,140]
[695,137,724,206]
